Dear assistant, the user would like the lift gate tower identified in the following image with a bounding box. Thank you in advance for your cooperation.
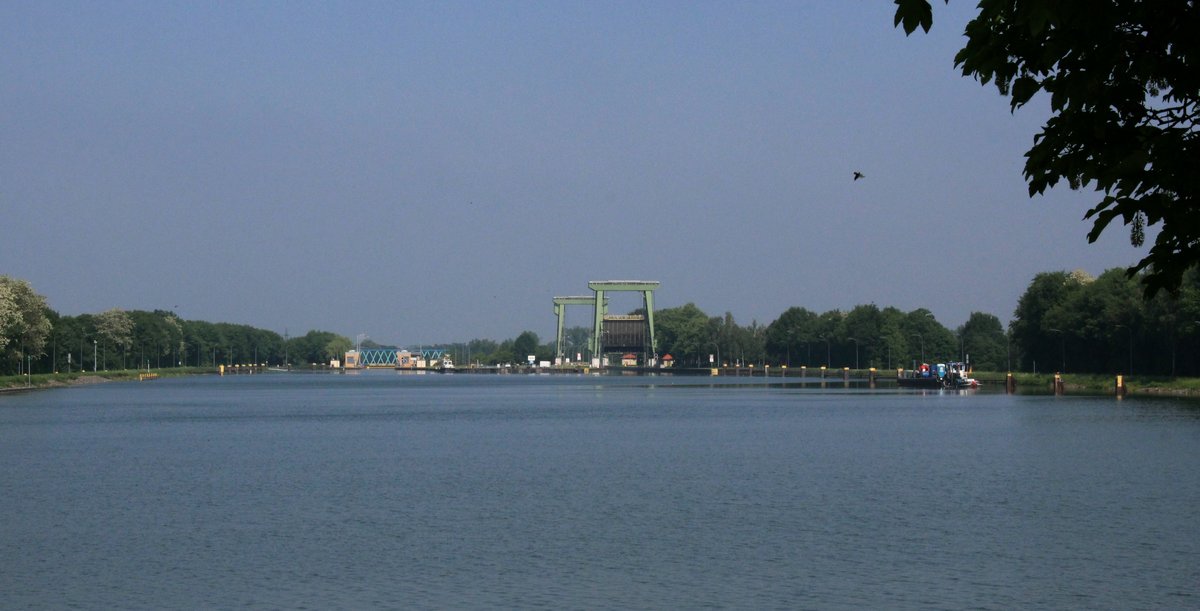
[588,280,660,367]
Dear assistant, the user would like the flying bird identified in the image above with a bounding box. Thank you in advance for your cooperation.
[852,171,865,181]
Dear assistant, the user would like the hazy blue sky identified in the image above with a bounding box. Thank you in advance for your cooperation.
[2,1,1147,345]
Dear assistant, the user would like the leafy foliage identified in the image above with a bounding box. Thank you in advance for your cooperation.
[895,0,1200,295]
[1011,267,1200,375]
[0,276,52,371]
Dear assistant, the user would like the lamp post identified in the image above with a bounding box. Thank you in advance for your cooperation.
[1048,328,1066,373]
[848,337,859,370]
[911,332,924,365]
[1115,324,1133,375]
[1006,331,1012,372]
[93,340,97,373]
[819,335,831,367]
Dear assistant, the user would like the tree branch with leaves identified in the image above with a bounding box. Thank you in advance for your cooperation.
[895,0,1200,296]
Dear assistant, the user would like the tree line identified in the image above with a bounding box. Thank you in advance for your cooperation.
[5,267,1200,377]
[649,267,1200,376]
[1,276,356,375]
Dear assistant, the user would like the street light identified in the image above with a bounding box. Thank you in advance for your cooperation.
[1115,324,1133,375]
[911,332,924,364]
[819,335,831,367]
[848,337,860,370]
[1006,330,1012,372]
[1048,328,1066,373]
[93,340,97,373]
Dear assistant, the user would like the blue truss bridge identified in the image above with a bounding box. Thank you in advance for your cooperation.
[357,348,447,368]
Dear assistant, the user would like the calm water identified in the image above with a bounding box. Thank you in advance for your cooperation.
[2,373,1198,609]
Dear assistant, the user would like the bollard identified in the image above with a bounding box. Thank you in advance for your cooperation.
[820,366,826,379]
[1053,373,1064,395]
[842,367,850,382]
[1005,372,1016,394]
[1116,374,1126,398]
[868,368,876,384]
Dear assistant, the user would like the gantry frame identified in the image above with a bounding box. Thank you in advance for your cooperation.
[553,295,607,364]
[588,280,660,364]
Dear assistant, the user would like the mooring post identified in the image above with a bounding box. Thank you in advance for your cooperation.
[1005,372,1016,394]
[1053,373,1064,395]
[820,366,826,379]
[842,367,849,382]
[1116,374,1126,398]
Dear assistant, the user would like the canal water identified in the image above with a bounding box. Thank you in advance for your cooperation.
[2,373,1198,609]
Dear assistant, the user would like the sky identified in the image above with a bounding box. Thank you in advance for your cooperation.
[1,1,1149,346]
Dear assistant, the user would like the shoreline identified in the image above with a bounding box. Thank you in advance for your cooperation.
[0,374,115,394]
[5,369,1200,397]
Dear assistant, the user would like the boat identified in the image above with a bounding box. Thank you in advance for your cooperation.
[898,361,979,389]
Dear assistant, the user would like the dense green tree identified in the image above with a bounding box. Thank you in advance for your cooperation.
[1004,267,1200,375]
[1163,267,1200,375]
[876,307,910,371]
[958,312,1008,371]
[183,320,224,367]
[467,338,500,366]
[896,0,1200,295]
[490,338,516,366]
[765,307,822,366]
[0,276,52,374]
[656,303,714,366]
[286,330,347,365]
[843,304,885,369]
[512,331,540,363]
[129,310,184,369]
[1011,271,1082,372]
[900,308,957,367]
[324,336,352,363]
[94,308,133,371]
[730,317,767,366]
[0,282,19,353]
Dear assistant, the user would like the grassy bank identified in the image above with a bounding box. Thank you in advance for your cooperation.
[973,371,1200,395]
[0,367,218,391]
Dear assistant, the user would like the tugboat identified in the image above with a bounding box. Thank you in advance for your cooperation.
[898,361,979,389]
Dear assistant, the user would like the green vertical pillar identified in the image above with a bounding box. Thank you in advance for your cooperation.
[554,301,565,363]
[643,289,656,361]
[591,289,606,360]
